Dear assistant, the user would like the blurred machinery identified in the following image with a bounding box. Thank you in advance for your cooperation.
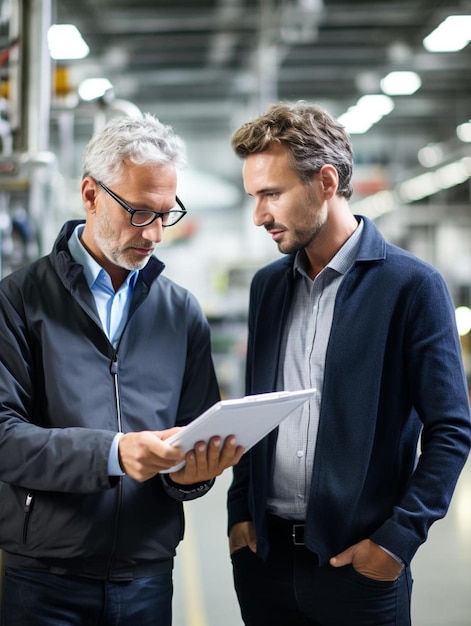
[0,0,143,277]
[0,0,56,277]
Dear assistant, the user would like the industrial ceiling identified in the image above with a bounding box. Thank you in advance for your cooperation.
[1,0,471,301]
[51,0,471,169]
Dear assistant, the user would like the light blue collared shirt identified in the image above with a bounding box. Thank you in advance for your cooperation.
[68,224,138,475]
[68,224,138,348]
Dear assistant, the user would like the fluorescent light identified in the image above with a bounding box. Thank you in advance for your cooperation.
[48,24,90,60]
[338,108,373,134]
[351,190,395,219]
[417,143,444,168]
[352,157,471,213]
[456,121,471,142]
[338,94,394,134]
[397,157,471,202]
[398,172,440,202]
[423,15,471,52]
[78,78,113,101]
[436,161,470,189]
[356,94,394,116]
[380,71,421,95]
[455,306,471,336]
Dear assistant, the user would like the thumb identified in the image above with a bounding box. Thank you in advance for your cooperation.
[330,546,354,568]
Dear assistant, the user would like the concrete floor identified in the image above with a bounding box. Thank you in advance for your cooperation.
[173,456,471,626]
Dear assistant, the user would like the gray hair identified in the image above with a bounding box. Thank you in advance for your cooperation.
[82,113,187,184]
[231,101,353,199]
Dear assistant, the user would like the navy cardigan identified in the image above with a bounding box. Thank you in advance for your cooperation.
[228,216,471,566]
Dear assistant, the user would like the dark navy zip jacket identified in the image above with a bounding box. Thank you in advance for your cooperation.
[0,220,220,580]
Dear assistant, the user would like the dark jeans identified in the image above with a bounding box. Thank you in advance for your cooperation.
[0,568,173,626]
[231,518,413,626]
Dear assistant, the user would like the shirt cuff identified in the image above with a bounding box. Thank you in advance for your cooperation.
[108,432,125,476]
[378,544,404,565]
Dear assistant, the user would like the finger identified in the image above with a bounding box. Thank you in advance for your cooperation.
[217,436,244,469]
[182,438,223,480]
[229,522,257,554]
[205,437,223,472]
[330,546,354,567]
[148,433,186,464]
[205,436,240,475]
[130,435,185,478]
[181,441,210,480]
[158,427,183,441]
[183,449,196,472]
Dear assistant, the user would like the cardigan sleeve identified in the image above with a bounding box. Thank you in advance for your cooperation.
[370,269,471,564]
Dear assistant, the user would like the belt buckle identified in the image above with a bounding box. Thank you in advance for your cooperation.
[292,524,305,545]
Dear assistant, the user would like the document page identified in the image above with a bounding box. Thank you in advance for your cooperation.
[161,388,316,473]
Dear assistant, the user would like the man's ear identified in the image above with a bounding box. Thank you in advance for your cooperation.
[81,177,99,214]
[318,164,339,200]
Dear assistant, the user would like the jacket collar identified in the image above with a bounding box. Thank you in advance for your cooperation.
[50,220,166,289]
[353,215,386,263]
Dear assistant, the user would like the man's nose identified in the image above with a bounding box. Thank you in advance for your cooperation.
[253,199,270,227]
[140,218,164,242]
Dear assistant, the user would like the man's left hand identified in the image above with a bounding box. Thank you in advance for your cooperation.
[329,538,404,581]
[169,435,244,484]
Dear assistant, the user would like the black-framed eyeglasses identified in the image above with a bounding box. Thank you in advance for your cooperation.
[97,181,187,227]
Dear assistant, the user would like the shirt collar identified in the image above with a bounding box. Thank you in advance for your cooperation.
[294,217,364,278]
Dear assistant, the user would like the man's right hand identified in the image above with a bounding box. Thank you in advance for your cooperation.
[118,429,185,481]
[229,521,257,555]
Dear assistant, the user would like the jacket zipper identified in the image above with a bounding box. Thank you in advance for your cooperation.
[107,350,124,577]
[22,492,34,545]
[110,351,123,434]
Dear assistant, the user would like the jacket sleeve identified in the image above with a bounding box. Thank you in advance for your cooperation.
[227,278,258,529]
[160,474,215,501]
[162,290,220,501]
[0,283,116,494]
[370,270,471,564]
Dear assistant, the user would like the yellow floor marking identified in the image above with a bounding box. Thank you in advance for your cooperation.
[178,506,208,626]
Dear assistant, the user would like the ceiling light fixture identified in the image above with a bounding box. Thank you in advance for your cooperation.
[397,158,471,202]
[78,78,113,101]
[417,143,445,168]
[455,306,471,336]
[352,157,471,216]
[48,24,90,60]
[456,121,471,142]
[423,15,471,52]
[338,94,394,134]
[380,71,421,95]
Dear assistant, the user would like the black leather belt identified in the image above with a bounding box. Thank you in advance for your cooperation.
[292,523,305,545]
[267,514,306,545]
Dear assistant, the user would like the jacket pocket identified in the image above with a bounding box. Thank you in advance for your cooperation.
[0,484,33,550]
[22,491,35,546]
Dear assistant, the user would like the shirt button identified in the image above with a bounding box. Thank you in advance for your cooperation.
[297,450,304,458]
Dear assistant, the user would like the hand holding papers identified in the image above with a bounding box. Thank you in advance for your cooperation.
[161,388,316,473]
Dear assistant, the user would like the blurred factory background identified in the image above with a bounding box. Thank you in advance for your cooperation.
[0,1,470,624]
[2,0,471,395]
